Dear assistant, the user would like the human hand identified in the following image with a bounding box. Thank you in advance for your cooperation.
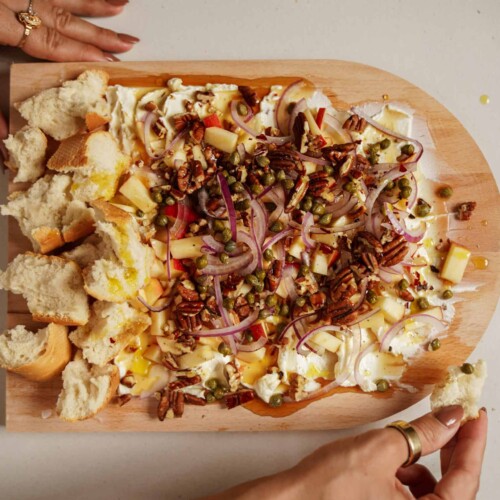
[210,406,488,500]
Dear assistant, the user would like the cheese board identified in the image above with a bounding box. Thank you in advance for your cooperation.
[5,60,500,431]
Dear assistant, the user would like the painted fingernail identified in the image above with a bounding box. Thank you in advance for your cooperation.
[104,53,120,62]
[106,0,129,6]
[434,405,464,427]
[118,33,140,44]
[480,406,487,414]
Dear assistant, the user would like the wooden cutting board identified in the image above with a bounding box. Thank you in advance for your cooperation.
[5,60,500,432]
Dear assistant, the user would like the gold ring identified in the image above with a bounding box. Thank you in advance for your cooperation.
[16,0,42,48]
[386,420,422,467]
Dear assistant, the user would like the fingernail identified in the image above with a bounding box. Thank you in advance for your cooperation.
[434,405,464,427]
[480,406,487,414]
[106,0,129,6]
[118,33,140,44]
[103,53,120,62]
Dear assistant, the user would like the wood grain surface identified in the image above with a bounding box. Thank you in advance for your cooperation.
[5,60,500,432]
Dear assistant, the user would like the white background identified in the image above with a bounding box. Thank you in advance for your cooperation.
[0,1,499,498]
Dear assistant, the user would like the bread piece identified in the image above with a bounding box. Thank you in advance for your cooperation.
[70,301,150,366]
[0,253,89,326]
[56,359,119,421]
[16,70,110,141]
[0,324,71,382]
[3,126,47,183]
[431,360,487,421]
[61,235,105,269]
[0,175,95,253]
[47,130,130,202]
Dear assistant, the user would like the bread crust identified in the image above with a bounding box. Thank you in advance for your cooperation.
[47,133,91,172]
[91,199,132,225]
[8,324,71,382]
[62,214,96,244]
[31,227,65,254]
[85,112,109,132]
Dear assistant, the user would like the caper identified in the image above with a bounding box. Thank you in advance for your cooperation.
[280,304,290,317]
[263,249,274,261]
[366,290,378,304]
[398,279,410,291]
[379,138,391,150]
[324,165,335,176]
[237,102,249,116]
[226,175,237,186]
[286,254,294,263]
[195,274,209,285]
[231,181,245,193]
[213,219,226,232]
[401,144,415,155]
[219,252,230,264]
[136,209,145,218]
[255,269,267,281]
[300,264,309,275]
[218,342,232,356]
[266,294,278,307]
[268,394,283,408]
[206,379,218,391]
[282,178,295,190]
[276,170,286,181]
[270,221,284,233]
[263,173,276,186]
[461,363,474,375]
[223,297,235,310]
[221,228,233,243]
[246,292,256,305]
[251,184,263,195]
[384,180,395,191]
[229,151,240,166]
[224,240,237,253]
[205,392,216,403]
[398,177,411,189]
[312,202,326,215]
[245,331,254,342]
[235,199,251,211]
[442,289,453,300]
[295,297,306,307]
[195,255,208,269]
[301,197,313,212]
[438,186,453,199]
[319,213,333,226]
[415,203,431,218]
[344,181,357,194]
[214,387,226,400]
[222,170,229,178]
[197,284,208,294]
[165,196,176,206]
[155,214,169,227]
[245,274,260,287]
[416,297,429,310]
[152,191,164,204]
[399,186,412,199]
[254,281,265,293]
[429,338,441,351]
[256,155,270,168]
[376,379,390,392]
[259,309,271,320]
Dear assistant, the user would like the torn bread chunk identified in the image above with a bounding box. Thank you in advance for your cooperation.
[47,130,130,202]
[0,253,89,326]
[3,126,47,183]
[56,359,119,421]
[61,234,105,269]
[0,174,95,253]
[0,324,71,382]
[15,70,110,141]
[70,301,150,366]
[82,201,153,302]
[431,360,487,421]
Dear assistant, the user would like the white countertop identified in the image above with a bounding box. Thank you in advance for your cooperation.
[0,1,498,498]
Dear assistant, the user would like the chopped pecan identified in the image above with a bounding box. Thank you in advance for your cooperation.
[176,313,202,332]
[343,114,367,133]
[268,149,300,172]
[238,85,259,107]
[173,113,197,132]
[224,389,255,409]
[293,112,307,150]
[170,391,184,418]
[234,296,251,319]
[329,267,357,302]
[289,374,307,401]
[285,175,310,213]
[380,235,408,267]
[177,301,204,316]
[178,281,200,302]
[184,394,207,406]
[169,375,202,391]
[117,394,132,407]
[196,90,215,103]
[190,121,205,144]
[310,291,327,310]
[158,390,170,421]
[267,259,283,292]
[121,374,136,388]
[398,289,414,302]
[162,352,179,371]
[338,154,356,178]
[309,171,336,197]
[455,201,477,221]
[169,187,186,201]
[225,362,241,392]
[177,164,191,193]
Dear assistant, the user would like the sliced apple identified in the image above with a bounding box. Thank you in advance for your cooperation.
[360,310,386,331]
[288,236,306,260]
[304,109,322,136]
[150,239,168,261]
[143,344,163,364]
[178,346,216,369]
[249,321,269,340]
[311,244,340,276]
[170,236,204,260]
[150,258,167,279]
[119,175,157,213]
[150,309,168,336]
[204,127,238,153]
[379,296,405,324]
[192,144,207,168]
[311,331,342,353]
[440,242,471,283]
[142,278,164,306]
[237,347,267,363]
[404,307,443,332]
[312,232,339,247]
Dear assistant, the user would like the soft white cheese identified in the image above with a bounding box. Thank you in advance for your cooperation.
[356,351,406,392]
[197,352,232,389]
[253,372,283,403]
[278,346,336,383]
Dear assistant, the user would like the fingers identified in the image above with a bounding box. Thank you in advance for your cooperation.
[397,464,437,498]
[0,3,24,47]
[50,0,128,18]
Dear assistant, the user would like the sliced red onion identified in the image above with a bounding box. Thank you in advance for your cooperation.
[196,310,260,337]
[218,173,237,242]
[169,200,188,239]
[237,335,268,352]
[380,314,448,352]
[325,196,358,217]
[138,296,171,313]
[310,219,365,233]
[250,198,267,245]
[237,143,247,160]
[323,113,352,143]
[296,324,344,354]
[166,227,171,280]
[378,268,402,283]
[352,278,368,311]
[301,250,311,268]
[296,152,330,166]
[166,129,187,154]
[278,311,317,342]
[202,252,253,276]
[265,185,286,225]
[384,202,425,243]
[262,228,294,251]
[407,173,418,210]
[202,235,225,253]
[198,188,223,218]
[143,112,165,159]
[354,342,378,387]
[301,212,316,250]
[275,80,305,135]
[214,275,231,327]
[236,231,259,275]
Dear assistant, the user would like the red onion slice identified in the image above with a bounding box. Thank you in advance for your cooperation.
[310,219,365,234]
[196,310,260,337]
[202,252,253,276]
[138,296,172,313]
[278,311,317,342]
[346,307,381,326]
[166,227,171,280]
[214,275,232,327]
[354,342,378,387]
[275,80,306,134]
[301,212,316,250]
[407,173,418,210]
[262,228,294,251]
[325,195,357,217]
[323,113,352,143]
[296,324,345,354]
[384,202,425,243]
[237,335,268,352]
[296,151,330,166]
[236,231,259,275]
[169,199,188,239]
[218,173,237,242]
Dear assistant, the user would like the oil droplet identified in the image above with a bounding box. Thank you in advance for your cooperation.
[471,256,489,270]
[479,94,490,105]
[383,94,389,101]
[481,219,488,227]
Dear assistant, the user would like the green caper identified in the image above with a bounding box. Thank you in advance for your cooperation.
[255,269,267,281]
[266,294,278,307]
[223,297,235,310]
[155,214,169,227]
[461,363,474,375]
[280,304,290,317]
[152,191,164,204]
[206,379,218,391]
[416,297,429,310]
[245,274,260,287]
[263,173,276,186]
[214,387,226,400]
[270,221,284,233]
[246,292,256,305]
[442,289,453,300]
[205,392,216,403]
[319,213,333,226]
[366,290,378,304]
[237,102,249,116]
[263,249,274,261]
[258,309,271,319]
[213,220,226,232]
[379,138,391,150]
[368,149,379,165]
[256,155,270,168]
[376,379,390,392]
[226,175,237,186]
[324,165,335,176]
[384,180,395,191]
[282,178,295,190]
[429,338,441,351]
[229,151,240,166]
[269,394,284,408]
[371,142,381,153]
[195,255,208,270]
[295,297,306,307]
[219,252,230,264]
[224,240,237,253]
[276,170,286,181]
[344,181,357,194]
[197,284,208,294]
[312,202,326,215]
[399,186,412,199]
[222,170,229,178]
[165,196,176,206]
[136,209,145,218]
[221,228,233,243]
[251,184,263,195]
[300,264,309,275]
[401,144,415,155]
[415,203,431,218]
[254,282,265,295]
[438,186,453,199]
[301,197,313,212]
[398,177,411,189]
[398,279,410,291]
[245,331,254,342]
[218,342,232,356]
[235,199,251,211]
[231,181,245,193]
[286,254,294,263]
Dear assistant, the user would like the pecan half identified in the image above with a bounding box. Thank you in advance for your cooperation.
[380,235,408,267]
[190,121,205,144]
[355,231,384,254]
[177,301,204,316]
[224,389,255,409]
[285,175,310,213]
[343,114,367,133]
[360,252,378,273]
[329,267,357,302]
[170,391,184,418]
[173,113,197,132]
[309,171,336,197]
[184,394,207,406]
[162,352,179,371]
[268,149,300,172]
[226,362,241,392]
[238,86,259,107]
[178,281,200,302]
[310,291,327,310]
[158,390,170,421]
[455,201,477,221]
[169,375,202,391]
